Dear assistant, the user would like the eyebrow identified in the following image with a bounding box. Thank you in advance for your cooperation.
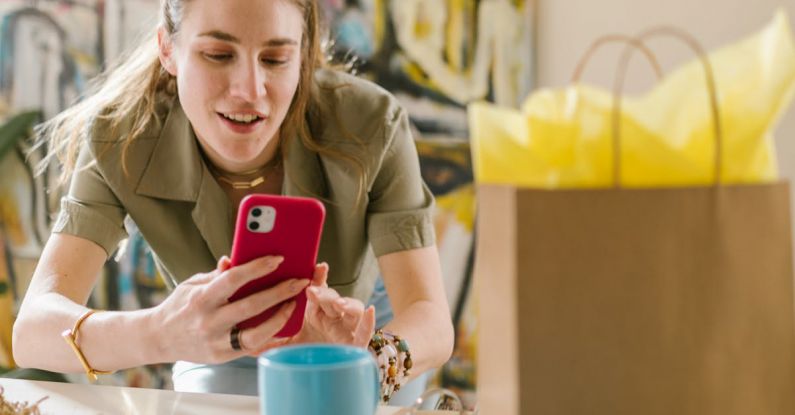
[198,30,298,47]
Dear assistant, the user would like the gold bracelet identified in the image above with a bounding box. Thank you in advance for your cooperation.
[61,309,114,382]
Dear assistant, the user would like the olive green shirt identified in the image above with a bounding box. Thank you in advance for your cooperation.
[52,69,435,302]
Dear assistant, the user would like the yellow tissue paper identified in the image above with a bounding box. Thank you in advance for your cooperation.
[469,10,795,188]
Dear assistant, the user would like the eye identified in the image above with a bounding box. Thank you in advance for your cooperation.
[262,57,288,66]
[203,52,233,62]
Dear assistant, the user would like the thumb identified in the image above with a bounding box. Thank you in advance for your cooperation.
[354,305,377,347]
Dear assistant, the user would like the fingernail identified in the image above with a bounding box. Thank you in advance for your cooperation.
[335,298,346,306]
[290,279,310,293]
[307,286,319,294]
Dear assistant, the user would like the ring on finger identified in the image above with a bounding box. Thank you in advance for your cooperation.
[230,326,245,351]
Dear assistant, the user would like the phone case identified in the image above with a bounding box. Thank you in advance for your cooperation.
[227,194,325,337]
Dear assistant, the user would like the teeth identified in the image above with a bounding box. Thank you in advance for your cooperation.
[223,113,260,123]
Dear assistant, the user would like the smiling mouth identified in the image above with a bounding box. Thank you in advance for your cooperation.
[218,112,265,125]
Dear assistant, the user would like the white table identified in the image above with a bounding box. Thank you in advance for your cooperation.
[0,378,464,414]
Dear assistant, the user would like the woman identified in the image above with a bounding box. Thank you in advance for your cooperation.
[11,0,454,401]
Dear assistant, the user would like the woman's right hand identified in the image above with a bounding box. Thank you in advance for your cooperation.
[150,255,309,364]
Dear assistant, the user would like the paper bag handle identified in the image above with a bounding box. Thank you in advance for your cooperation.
[572,34,664,83]
[612,27,723,187]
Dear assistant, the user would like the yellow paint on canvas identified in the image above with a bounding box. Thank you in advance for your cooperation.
[435,184,476,232]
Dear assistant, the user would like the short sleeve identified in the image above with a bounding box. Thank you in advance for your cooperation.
[366,107,435,257]
[52,142,128,256]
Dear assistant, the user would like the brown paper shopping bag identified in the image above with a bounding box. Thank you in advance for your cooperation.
[475,28,795,415]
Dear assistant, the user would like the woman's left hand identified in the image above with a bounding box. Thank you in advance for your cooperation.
[247,263,376,356]
[293,263,376,347]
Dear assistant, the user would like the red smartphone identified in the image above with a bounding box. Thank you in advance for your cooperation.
[227,194,325,337]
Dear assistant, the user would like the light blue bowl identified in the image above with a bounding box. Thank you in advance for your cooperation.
[258,344,380,415]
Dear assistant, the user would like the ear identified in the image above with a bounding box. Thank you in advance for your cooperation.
[157,27,177,76]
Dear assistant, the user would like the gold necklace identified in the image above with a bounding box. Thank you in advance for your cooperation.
[210,159,282,190]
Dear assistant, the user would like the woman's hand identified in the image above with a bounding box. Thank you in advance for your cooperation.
[151,255,309,364]
[286,263,376,349]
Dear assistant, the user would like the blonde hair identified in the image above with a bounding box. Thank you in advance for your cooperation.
[36,0,367,203]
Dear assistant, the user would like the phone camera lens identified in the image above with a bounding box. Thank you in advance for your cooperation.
[252,208,262,217]
[249,221,260,231]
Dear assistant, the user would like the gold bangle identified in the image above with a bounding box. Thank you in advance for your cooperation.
[61,309,114,382]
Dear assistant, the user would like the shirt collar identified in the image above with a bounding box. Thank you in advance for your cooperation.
[135,98,329,202]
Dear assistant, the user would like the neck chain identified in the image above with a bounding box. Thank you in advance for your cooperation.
[209,158,282,190]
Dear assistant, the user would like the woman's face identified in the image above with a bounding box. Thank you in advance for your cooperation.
[159,0,303,172]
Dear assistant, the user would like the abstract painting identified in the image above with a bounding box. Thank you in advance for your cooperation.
[323,0,534,138]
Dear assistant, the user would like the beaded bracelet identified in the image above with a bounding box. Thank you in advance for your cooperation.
[368,329,412,403]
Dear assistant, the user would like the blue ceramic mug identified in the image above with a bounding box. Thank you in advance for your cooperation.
[258,344,380,415]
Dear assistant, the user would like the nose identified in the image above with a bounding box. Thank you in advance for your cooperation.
[229,58,266,102]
